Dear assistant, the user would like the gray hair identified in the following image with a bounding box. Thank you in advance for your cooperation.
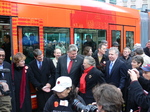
[109,47,119,54]
[133,43,141,50]
[123,47,131,53]
[67,44,78,52]
[134,47,144,55]
[33,49,42,57]
[84,56,95,66]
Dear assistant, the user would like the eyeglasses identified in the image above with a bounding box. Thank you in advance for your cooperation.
[0,55,5,57]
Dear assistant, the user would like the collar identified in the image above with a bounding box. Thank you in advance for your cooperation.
[111,59,117,64]
[36,60,42,64]
[0,63,4,67]
[67,55,72,62]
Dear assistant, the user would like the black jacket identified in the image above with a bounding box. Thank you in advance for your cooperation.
[128,80,150,112]
[56,54,83,87]
[92,53,108,73]
[43,94,85,112]
[79,67,105,105]
[144,47,150,57]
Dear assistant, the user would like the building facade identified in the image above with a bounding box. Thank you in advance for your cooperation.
[95,0,117,5]
[117,0,150,11]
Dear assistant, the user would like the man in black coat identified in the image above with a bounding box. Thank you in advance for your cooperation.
[143,40,150,57]
[119,47,132,69]
[1,35,11,63]
[128,64,150,112]
[0,48,13,112]
[56,44,83,87]
[92,43,108,73]
[29,49,55,112]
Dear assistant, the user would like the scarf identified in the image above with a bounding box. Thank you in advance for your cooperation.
[79,66,94,93]
[12,63,26,109]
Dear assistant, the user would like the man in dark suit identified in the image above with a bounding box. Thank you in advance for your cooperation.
[0,48,13,111]
[56,44,83,87]
[105,47,127,91]
[29,49,55,112]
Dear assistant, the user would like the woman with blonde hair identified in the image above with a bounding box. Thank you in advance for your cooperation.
[12,52,36,112]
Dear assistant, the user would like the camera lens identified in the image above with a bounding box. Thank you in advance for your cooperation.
[72,99,97,112]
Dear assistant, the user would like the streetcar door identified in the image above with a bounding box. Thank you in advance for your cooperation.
[123,26,135,50]
[109,25,123,52]
[17,26,39,64]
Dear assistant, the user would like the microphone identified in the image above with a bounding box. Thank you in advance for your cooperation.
[0,68,10,73]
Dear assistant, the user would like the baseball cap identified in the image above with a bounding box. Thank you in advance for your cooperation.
[101,40,108,43]
[52,76,72,92]
[112,41,119,47]
[141,64,150,72]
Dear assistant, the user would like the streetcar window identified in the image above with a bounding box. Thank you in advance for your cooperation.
[44,27,70,58]
[74,29,106,54]
[111,30,121,50]
[21,27,39,64]
[126,31,134,50]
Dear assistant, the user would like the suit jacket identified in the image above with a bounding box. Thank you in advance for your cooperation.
[2,61,11,89]
[29,58,55,90]
[105,58,127,89]
[79,67,105,104]
[56,54,83,87]
[52,58,58,68]
[29,58,56,111]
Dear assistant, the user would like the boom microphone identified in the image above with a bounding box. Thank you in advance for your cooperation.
[0,68,10,73]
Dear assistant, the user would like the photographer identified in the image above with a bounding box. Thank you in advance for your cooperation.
[128,64,150,112]
[0,82,11,112]
[93,84,124,112]
[0,48,12,112]
[43,76,85,112]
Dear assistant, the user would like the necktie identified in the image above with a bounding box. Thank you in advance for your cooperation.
[39,61,42,69]
[109,62,113,74]
[68,60,73,74]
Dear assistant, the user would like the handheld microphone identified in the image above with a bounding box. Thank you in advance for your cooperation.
[0,69,10,73]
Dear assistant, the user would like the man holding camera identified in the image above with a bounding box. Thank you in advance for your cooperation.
[0,48,12,112]
[0,82,11,111]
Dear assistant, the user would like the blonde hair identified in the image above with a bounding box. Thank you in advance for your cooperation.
[13,52,26,64]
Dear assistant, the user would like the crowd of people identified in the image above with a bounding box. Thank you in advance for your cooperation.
[0,34,150,112]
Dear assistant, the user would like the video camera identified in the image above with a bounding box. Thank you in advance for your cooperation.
[72,99,97,112]
[0,68,10,96]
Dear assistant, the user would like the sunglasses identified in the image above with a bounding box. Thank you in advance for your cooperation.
[0,55,5,57]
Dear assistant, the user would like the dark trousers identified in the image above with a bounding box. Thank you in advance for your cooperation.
[36,91,52,112]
